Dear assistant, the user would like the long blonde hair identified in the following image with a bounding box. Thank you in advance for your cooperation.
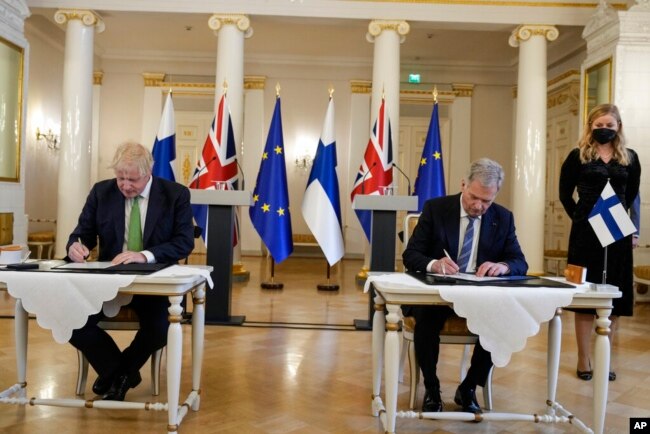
[577,103,629,165]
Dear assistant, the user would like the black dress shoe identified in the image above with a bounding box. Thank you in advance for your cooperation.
[103,374,131,401]
[92,374,114,395]
[454,385,482,414]
[129,371,142,389]
[422,388,443,412]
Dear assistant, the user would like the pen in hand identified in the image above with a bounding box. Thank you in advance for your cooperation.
[442,249,457,275]
[77,237,89,261]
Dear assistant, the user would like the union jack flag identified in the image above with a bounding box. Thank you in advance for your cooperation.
[189,93,239,244]
[350,98,393,241]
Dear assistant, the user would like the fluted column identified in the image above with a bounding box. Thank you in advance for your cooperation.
[366,20,409,161]
[54,9,104,258]
[208,14,252,147]
[509,25,558,274]
[209,14,253,277]
[91,71,103,185]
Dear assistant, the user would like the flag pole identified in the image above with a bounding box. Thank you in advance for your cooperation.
[602,246,608,284]
[261,257,283,289]
[317,261,339,291]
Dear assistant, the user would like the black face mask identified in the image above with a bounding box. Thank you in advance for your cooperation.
[592,128,617,144]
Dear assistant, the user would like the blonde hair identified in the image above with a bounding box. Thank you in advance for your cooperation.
[109,142,154,176]
[578,103,629,165]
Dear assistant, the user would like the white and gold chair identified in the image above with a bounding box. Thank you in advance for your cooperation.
[75,307,165,396]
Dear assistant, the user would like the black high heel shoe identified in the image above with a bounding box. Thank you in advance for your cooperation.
[576,360,592,381]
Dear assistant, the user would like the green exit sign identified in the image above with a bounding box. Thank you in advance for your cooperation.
[408,73,421,84]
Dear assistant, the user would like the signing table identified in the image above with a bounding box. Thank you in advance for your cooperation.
[0,264,212,434]
[367,273,620,434]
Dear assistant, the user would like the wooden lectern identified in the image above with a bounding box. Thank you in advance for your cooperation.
[190,189,252,325]
[352,195,418,330]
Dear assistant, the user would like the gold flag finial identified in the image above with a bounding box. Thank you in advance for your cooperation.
[328,85,334,98]
[382,84,385,100]
[276,82,281,97]
[223,79,228,94]
[168,87,173,97]
[433,86,438,103]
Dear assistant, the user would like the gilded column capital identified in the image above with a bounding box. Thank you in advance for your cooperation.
[93,71,104,85]
[244,75,266,90]
[366,20,410,43]
[452,83,474,98]
[208,14,253,38]
[54,9,105,33]
[508,25,558,47]
[142,72,165,87]
[350,80,372,94]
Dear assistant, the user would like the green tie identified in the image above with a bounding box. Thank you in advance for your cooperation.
[127,196,143,252]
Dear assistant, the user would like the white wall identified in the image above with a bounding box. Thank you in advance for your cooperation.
[470,85,516,209]
[23,23,63,234]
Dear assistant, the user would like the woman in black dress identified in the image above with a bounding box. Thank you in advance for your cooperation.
[559,103,640,381]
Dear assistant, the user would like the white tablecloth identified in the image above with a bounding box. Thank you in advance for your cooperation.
[1,271,136,343]
[365,273,584,367]
[151,265,214,288]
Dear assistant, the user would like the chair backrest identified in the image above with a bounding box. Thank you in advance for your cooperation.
[402,213,421,271]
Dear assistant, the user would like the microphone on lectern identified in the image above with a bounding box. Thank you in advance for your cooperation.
[191,156,217,187]
[360,162,377,194]
[235,159,246,191]
[392,162,412,196]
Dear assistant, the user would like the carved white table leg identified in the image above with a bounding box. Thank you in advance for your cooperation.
[15,299,28,397]
[166,295,184,434]
[191,284,206,411]
[384,304,402,434]
[593,307,612,434]
[546,309,561,414]
[371,294,385,417]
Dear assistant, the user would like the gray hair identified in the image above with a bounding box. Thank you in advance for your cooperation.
[109,142,154,176]
[465,158,504,190]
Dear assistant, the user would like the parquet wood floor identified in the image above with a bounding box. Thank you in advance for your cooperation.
[1,256,649,433]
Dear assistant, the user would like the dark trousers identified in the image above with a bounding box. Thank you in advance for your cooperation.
[69,295,170,379]
[413,305,493,391]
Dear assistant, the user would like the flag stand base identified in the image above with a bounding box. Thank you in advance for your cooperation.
[261,281,284,289]
[317,262,339,290]
[261,257,283,289]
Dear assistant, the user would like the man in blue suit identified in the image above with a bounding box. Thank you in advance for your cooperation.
[403,158,528,414]
[66,142,194,401]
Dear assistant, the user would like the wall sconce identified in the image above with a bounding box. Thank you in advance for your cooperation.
[295,154,313,171]
[36,128,60,150]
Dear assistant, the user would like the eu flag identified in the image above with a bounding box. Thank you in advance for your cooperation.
[413,101,445,212]
[249,97,293,262]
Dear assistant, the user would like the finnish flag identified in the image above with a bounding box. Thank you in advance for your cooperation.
[301,97,344,266]
[588,181,637,247]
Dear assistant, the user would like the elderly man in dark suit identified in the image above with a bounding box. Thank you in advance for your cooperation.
[403,158,528,414]
[66,142,194,401]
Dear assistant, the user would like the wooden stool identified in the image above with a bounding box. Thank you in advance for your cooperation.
[544,249,568,276]
[27,231,55,259]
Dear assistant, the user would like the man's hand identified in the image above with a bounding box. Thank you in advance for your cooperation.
[476,261,508,277]
[434,257,459,275]
[112,251,147,265]
[68,241,89,263]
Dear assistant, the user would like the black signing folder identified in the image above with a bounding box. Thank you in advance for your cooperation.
[408,271,575,288]
[53,262,171,275]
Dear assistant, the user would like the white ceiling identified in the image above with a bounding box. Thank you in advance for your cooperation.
[27,8,586,71]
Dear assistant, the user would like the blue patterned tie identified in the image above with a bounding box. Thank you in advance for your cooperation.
[457,216,476,272]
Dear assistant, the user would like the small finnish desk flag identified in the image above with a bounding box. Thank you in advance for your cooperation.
[588,181,637,247]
